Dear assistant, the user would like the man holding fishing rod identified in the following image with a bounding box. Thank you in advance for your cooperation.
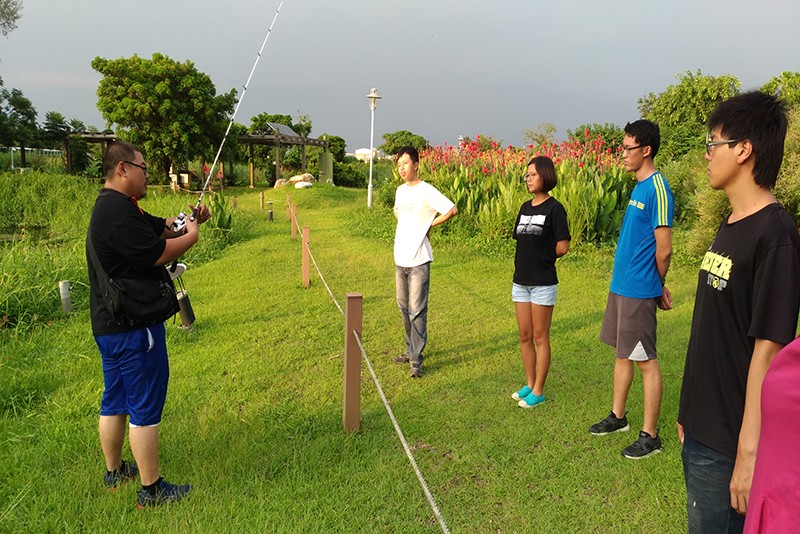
[87,141,210,508]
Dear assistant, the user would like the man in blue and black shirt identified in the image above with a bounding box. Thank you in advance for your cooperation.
[588,119,674,460]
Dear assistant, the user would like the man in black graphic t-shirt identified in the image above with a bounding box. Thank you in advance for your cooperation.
[677,92,800,531]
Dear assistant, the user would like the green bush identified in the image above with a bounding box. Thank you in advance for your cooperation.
[333,160,368,188]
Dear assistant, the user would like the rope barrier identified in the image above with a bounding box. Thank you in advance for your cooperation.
[289,202,450,534]
[352,330,451,534]
[303,239,344,317]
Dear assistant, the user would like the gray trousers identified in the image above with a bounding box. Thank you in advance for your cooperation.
[395,262,430,367]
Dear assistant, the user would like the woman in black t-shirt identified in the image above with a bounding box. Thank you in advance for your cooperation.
[510,156,571,408]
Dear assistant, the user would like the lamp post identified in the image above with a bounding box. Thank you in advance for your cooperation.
[366,87,381,209]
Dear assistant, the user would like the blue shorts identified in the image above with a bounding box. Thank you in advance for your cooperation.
[512,283,557,306]
[95,324,169,426]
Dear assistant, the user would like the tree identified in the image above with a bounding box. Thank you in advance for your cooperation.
[379,130,429,155]
[567,122,624,149]
[761,71,800,109]
[0,87,37,166]
[638,70,740,160]
[0,0,21,86]
[324,134,347,162]
[293,112,312,138]
[523,122,557,147]
[0,0,21,36]
[91,53,237,178]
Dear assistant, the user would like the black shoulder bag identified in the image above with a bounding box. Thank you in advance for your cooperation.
[87,231,180,326]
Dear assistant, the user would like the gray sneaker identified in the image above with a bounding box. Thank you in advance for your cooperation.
[622,430,662,459]
[589,411,630,435]
[410,366,423,378]
[393,354,410,364]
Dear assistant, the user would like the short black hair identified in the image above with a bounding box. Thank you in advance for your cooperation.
[527,156,558,192]
[103,141,139,178]
[395,146,419,163]
[624,120,660,159]
[707,90,788,189]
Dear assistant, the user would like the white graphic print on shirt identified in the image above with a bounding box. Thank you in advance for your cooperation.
[517,214,546,236]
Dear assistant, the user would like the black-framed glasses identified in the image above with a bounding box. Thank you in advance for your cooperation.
[705,137,742,155]
[622,144,643,154]
[124,160,148,173]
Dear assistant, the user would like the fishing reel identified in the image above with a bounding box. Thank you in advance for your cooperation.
[170,212,187,234]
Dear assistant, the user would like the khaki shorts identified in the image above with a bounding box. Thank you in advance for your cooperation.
[599,292,658,361]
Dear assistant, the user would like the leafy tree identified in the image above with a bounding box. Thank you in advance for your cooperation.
[567,122,624,150]
[293,112,312,138]
[42,111,69,148]
[379,130,429,155]
[91,53,237,179]
[0,0,21,85]
[761,71,800,109]
[250,113,292,132]
[0,87,38,166]
[0,0,21,36]
[638,70,740,160]
[324,134,347,162]
[523,122,557,147]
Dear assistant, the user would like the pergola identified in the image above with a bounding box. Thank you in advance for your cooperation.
[67,123,328,187]
[239,122,328,187]
[65,132,117,173]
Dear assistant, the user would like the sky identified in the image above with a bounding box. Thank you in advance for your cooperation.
[2,0,799,152]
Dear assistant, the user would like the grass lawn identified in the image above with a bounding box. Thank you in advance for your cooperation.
[1,185,696,532]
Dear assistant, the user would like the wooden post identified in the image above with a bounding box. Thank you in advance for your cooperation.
[286,193,291,221]
[343,293,362,432]
[291,204,297,240]
[260,191,265,211]
[302,226,310,288]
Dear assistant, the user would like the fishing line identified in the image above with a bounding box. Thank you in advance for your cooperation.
[179,0,285,224]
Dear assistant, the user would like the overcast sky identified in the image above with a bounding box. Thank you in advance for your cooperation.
[2,0,799,151]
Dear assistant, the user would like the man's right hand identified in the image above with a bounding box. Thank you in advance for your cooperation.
[658,285,673,310]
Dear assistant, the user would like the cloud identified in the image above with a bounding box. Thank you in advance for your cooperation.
[12,70,100,90]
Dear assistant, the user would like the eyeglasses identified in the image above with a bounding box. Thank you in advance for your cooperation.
[523,172,537,181]
[124,160,148,174]
[622,145,643,154]
[705,137,742,155]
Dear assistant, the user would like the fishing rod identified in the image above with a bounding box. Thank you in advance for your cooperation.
[172,0,285,231]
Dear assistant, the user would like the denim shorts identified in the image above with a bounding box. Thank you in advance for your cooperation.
[511,283,557,306]
[95,324,169,427]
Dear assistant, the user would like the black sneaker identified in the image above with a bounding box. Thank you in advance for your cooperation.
[137,478,191,509]
[393,354,410,364]
[622,430,663,459]
[104,460,139,490]
[410,366,423,378]
[589,411,630,435]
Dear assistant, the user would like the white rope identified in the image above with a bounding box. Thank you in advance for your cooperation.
[302,238,344,317]
[352,330,450,534]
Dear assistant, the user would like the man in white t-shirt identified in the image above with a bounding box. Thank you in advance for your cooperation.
[392,146,458,378]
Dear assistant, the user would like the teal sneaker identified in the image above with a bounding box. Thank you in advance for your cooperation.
[518,392,545,408]
[511,386,532,401]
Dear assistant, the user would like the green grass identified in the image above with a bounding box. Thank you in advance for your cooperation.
[0,185,696,532]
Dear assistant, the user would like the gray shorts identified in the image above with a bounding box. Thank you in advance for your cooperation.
[599,292,658,361]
